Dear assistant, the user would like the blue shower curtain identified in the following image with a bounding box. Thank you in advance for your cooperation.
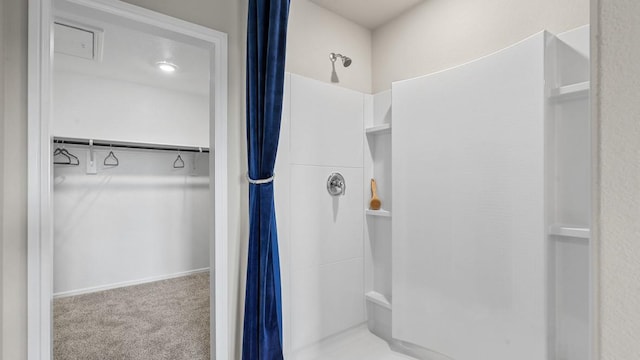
[242,0,290,359]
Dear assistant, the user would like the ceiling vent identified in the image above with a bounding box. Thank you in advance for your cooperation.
[54,21,103,61]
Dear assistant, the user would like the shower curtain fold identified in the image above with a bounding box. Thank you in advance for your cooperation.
[242,0,290,359]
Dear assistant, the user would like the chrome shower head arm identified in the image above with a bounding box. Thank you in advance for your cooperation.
[329,52,351,67]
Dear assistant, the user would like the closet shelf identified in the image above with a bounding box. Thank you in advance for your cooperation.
[365,124,391,135]
[549,224,590,239]
[366,209,391,217]
[365,291,392,310]
[550,81,590,101]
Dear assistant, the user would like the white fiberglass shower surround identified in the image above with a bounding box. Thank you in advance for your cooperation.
[276,26,591,360]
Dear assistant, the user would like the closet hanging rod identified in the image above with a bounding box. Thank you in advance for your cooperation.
[53,137,210,153]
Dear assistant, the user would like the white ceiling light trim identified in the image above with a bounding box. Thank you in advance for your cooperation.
[156,61,178,73]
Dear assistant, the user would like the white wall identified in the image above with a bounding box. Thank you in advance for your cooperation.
[276,74,365,357]
[372,0,590,92]
[286,0,372,94]
[53,71,209,147]
[1,0,28,358]
[596,0,640,358]
[53,147,210,295]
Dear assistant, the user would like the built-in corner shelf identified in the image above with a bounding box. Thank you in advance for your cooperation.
[366,209,391,217]
[550,81,590,101]
[365,124,392,135]
[365,291,392,310]
[549,224,590,239]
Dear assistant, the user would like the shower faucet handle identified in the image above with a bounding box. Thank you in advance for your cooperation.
[327,172,346,196]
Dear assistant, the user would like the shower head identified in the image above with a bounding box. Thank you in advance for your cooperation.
[330,53,352,67]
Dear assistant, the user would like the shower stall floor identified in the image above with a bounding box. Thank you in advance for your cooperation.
[290,325,415,360]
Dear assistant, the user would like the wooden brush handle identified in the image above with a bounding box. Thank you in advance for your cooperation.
[370,179,381,210]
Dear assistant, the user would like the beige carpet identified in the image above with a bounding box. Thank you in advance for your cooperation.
[54,272,210,360]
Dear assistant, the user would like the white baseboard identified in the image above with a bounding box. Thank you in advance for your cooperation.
[53,267,210,299]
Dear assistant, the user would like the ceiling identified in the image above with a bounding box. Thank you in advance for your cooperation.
[54,12,210,96]
[310,0,425,29]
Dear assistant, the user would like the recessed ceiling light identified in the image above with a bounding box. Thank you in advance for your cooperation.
[156,61,178,73]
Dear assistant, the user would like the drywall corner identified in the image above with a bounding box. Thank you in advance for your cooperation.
[596,0,640,358]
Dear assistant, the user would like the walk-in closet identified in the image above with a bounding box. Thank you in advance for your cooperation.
[51,2,213,358]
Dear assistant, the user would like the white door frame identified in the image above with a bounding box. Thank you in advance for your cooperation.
[27,0,229,359]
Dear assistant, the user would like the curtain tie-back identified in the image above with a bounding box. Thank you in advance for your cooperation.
[247,173,275,185]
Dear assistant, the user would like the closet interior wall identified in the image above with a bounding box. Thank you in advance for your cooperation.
[51,12,211,296]
[53,146,210,295]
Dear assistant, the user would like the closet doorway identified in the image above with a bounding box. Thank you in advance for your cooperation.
[27,0,228,359]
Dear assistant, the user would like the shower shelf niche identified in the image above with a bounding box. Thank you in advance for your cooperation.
[366,209,391,217]
[364,90,394,346]
[550,81,590,101]
[365,124,392,135]
[545,28,591,360]
[365,291,392,310]
[548,224,590,239]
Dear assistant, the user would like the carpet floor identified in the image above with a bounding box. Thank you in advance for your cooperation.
[54,272,210,360]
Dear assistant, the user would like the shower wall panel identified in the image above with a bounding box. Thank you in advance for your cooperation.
[392,33,548,360]
[289,76,364,167]
[276,74,365,356]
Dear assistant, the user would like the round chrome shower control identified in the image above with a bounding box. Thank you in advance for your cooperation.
[327,172,346,196]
